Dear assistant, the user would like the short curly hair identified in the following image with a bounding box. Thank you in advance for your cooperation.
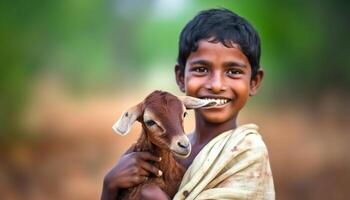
[177,8,261,78]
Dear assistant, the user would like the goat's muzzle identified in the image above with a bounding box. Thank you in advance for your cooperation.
[170,135,191,159]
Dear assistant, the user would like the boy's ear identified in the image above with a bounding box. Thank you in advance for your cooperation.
[249,69,264,96]
[175,64,185,93]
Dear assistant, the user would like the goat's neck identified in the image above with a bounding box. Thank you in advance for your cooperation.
[135,129,184,173]
[134,129,155,153]
[135,129,171,157]
[134,129,186,197]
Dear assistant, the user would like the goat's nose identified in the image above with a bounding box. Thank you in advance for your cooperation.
[177,141,189,149]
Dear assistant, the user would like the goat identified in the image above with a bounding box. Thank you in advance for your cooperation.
[112,90,216,200]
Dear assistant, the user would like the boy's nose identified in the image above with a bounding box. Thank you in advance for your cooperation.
[207,73,227,93]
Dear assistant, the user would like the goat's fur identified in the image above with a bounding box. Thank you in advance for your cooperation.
[112,91,215,200]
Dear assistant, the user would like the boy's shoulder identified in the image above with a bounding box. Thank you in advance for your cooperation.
[228,124,269,156]
[175,124,275,199]
[240,126,268,149]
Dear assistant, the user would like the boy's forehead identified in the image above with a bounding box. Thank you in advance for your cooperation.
[186,39,249,65]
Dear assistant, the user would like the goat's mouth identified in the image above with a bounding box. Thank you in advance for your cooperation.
[170,136,191,159]
[171,149,191,159]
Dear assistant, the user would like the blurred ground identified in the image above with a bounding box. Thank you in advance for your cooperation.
[0,79,349,200]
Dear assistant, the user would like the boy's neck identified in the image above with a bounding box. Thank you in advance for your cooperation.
[192,116,237,145]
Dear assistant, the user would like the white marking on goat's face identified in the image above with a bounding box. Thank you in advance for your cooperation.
[143,109,165,134]
[173,105,191,158]
[169,135,191,158]
[140,91,192,158]
[142,104,191,158]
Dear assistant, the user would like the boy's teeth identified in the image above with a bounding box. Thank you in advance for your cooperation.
[203,98,229,105]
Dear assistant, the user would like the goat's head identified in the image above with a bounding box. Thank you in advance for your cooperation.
[112,91,216,158]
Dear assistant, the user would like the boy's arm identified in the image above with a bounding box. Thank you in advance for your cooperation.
[140,185,170,200]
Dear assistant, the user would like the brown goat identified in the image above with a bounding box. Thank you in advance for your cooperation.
[112,91,216,200]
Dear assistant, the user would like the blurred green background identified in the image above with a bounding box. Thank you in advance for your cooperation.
[1,0,349,199]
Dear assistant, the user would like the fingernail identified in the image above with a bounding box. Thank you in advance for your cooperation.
[158,170,163,176]
[159,157,162,161]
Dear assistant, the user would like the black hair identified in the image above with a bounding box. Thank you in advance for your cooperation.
[177,8,261,78]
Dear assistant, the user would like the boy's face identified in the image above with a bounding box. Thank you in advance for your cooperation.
[175,39,263,125]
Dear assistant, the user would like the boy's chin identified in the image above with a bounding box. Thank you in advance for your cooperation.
[200,112,235,124]
[197,105,242,123]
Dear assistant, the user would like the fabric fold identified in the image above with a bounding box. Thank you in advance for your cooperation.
[173,124,274,200]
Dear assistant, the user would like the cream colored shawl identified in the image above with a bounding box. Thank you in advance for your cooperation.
[173,124,275,200]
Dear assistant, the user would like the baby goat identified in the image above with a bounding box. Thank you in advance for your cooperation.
[112,90,215,200]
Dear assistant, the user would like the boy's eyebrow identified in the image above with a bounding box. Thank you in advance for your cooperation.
[223,61,247,68]
[189,59,212,66]
[189,59,247,68]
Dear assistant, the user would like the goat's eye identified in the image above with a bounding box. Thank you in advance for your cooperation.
[183,112,188,118]
[145,120,156,127]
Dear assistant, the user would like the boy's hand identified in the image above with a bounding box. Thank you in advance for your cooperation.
[141,184,170,200]
[101,152,162,199]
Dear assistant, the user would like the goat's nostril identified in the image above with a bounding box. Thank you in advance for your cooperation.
[177,141,189,149]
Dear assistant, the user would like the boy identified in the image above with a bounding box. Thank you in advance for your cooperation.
[102,8,275,200]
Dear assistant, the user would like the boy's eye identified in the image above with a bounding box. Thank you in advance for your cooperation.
[226,68,243,76]
[192,66,208,73]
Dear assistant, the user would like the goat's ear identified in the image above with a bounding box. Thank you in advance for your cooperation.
[112,103,143,135]
[178,96,217,109]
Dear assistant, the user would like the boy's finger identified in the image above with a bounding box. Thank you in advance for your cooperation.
[132,175,148,185]
[139,160,162,177]
[137,152,162,162]
[138,168,149,176]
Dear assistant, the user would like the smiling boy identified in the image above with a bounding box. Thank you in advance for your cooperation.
[173,38,262,168]
[102,8,275,200]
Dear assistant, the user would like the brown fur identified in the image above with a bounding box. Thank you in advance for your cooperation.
[117,91,188,200]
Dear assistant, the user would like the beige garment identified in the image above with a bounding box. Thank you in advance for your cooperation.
[173,124,275,200]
